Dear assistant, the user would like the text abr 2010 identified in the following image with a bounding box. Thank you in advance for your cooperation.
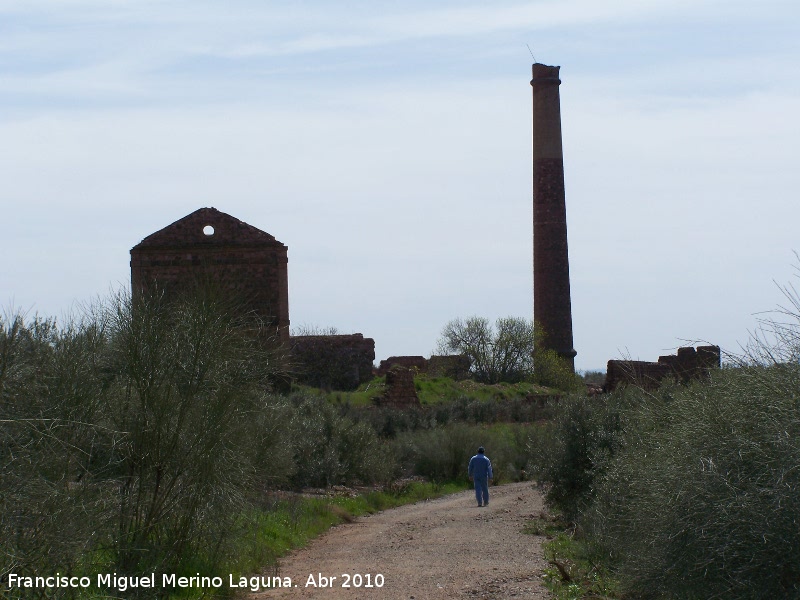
[305,573,384,588]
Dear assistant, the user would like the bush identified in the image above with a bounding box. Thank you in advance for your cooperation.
[395,423,533,483]
[288,394,397,488]
[587,368,800,599]
[531,346,584,392]
[343,393,555,441]
[528,393,626,520]
[529,272,800,598]
[104,289,291,575]
[0,311,115,583]
[0,289,294,584]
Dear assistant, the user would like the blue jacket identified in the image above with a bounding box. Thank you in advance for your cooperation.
[468,454,493,480]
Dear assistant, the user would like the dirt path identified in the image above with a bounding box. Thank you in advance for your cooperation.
[250,481,551,600]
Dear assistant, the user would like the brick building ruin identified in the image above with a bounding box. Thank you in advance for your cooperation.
[130,207,290,342]
[377,355,472,380]
[604,345,721,392]
[290,334,375,391]
[374,365,422,409]
[531,63,577,371]
[130,208,377,391]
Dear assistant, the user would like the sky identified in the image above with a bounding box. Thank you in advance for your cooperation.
[1,0,799,371]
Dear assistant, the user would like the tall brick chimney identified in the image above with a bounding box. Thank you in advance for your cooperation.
[531,63,576,370]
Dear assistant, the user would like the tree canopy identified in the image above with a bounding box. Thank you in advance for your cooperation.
[435,316,535,384]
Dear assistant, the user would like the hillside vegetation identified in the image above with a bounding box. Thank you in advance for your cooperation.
[530,285,800,599]
[0,292,551,599]
[301,374,557,406]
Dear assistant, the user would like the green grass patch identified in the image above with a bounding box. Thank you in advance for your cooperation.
[295,375,557,408]
[415,376,555,405]
[524,514,620,600]
[293,377,386,406]
[330,480,467,514]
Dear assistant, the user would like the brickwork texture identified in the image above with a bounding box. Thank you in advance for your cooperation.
[531,63,576,369]
[130,207,290,342]
[604,345,721,392]
[290,334,375,391]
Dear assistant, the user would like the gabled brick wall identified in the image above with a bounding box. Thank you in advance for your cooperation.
[130,207,290,342]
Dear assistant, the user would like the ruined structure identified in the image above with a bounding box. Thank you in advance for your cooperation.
[604,345,721,392]
[376,355,472,380]
[376,356,428,376]
[374,366,421,409]
[130,208,379,391]
[130,207,290,342]
[290,334,375,391]
[531,63,576,371]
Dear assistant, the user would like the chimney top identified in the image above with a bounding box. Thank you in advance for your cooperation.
[531,63,561,86]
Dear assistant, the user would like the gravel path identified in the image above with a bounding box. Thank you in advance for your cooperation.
[250,481,551,600]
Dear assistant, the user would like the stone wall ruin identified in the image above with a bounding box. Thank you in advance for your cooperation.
[376,356,428,376]
[604,345,721,392]
[374,366,421,408]
[290,334,375,391]
[376,355,472,380]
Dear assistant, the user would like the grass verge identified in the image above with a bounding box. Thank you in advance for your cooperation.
[523,513,620,600]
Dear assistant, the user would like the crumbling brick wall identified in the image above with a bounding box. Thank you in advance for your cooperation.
[374,366,421,408]
[377,356,428,376]
[375,355,472,380]
[130,207,290,342]
[290,334,375,391]
[604,345,721,392]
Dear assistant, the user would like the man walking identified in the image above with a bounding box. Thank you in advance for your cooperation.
[468,447,493,507]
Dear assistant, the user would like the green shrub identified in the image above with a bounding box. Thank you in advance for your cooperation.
[0,311,115,584]
[395,423,533,483]
[433,394,555,425]
[528,393,626,520]
[532,347,584,392]
[587,367,800,599]
[2,290,294,585]
[288,394,397,487]
[102,289,289,576]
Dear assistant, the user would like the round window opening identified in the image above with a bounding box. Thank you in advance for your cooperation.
[203,225,215,236]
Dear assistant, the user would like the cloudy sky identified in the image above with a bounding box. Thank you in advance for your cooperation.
[2,0,799,370]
